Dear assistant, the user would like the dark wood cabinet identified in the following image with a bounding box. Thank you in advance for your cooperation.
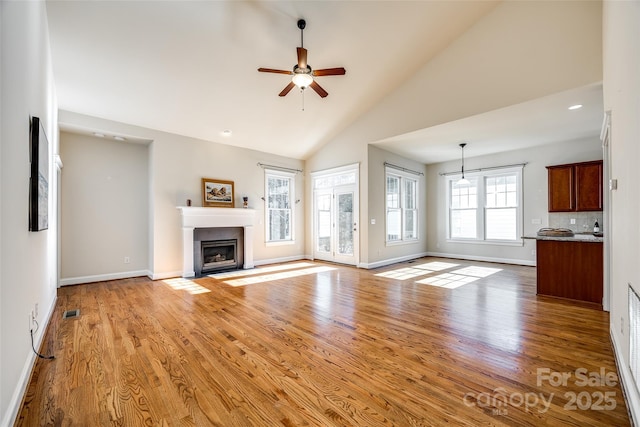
[536,239,603,307]
[547,165,574,211]
[575,162,603,211]
[547,160,602,212]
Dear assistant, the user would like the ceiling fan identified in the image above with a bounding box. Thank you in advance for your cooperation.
[258,19,346,98]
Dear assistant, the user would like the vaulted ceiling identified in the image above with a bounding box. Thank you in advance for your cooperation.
[46,1,603,163]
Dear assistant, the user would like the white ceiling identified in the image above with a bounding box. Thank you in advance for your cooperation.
[373,83,604,164]
[46,1,603,164]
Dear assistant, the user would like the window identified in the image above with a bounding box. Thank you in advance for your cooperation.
[485,174,518,240]
[447,167,522,244]
[386,168,419,243]
[265,170,294,244]
[450,177,478,239]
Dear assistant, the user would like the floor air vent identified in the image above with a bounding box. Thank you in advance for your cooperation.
[63,309,80,319]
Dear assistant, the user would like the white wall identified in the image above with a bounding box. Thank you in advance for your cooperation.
[58,111,305,280]
[426,138,603,265]
[60,132,149,284]
[0,2,58,425]
[366,145,428,267]
[603,0,640,422]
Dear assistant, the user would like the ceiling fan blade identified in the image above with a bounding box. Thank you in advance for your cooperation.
[297,47,308,69]
[258,68,293,75]
[310,81,328,98]
[278,82,296,97]
[313,67,346,77]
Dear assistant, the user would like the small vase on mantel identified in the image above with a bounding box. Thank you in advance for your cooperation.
[242,197,248,208]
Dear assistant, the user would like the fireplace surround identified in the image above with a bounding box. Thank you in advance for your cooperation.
[177,207,255,277]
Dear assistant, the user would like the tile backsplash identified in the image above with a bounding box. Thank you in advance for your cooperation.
[549,212,604,233]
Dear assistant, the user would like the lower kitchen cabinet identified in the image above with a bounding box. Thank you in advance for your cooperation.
[536,239,603,307]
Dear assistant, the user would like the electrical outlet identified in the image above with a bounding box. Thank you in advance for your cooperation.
[570,218,576,225]
[29,310,35,331]
[124,257,131,264]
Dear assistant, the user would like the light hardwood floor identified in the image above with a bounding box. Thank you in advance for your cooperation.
[17,258,630,426]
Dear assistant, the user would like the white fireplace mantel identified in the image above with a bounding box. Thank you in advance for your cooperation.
[177,207,255,277]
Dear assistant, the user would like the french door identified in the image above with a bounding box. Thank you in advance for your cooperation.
[312,165,359,266]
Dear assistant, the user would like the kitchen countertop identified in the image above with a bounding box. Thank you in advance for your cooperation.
[523,233,604,243]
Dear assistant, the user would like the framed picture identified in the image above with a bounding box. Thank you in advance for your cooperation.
[29,116,49,231]
[202,178,234,208]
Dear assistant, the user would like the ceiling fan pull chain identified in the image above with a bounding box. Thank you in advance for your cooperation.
[301,88,305,111]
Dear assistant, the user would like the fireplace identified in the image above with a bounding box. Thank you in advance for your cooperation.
[178,207,255,278]
[201,239,237,274]
[193,227,244,276]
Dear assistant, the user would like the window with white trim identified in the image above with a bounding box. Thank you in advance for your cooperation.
[386,167,419,243]
[447,167,522,243]
[265,169,294,243]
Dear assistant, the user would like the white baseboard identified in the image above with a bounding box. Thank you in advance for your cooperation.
[67,253,533,283]
[60,270,151,286]
[150,259,312,280]
[2,295,57,427]
[357,252,535,270]
[358,252,429,269]
[150,270,182,280]
[424,251,536,267]
[254,255,306,266]
[610,328,639,426]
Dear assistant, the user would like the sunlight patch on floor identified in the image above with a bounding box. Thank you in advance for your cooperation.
[416,273,478,289]
[413,261,459,271]
[224,266,337,287]
[208,262,315,279]
[375,267,433,280]
[375,261,460,280]
[452,266,502,278]
[163,278,211,294]
[416,266,501,289]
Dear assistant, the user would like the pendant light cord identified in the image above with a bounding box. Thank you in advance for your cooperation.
[460,142,467,178]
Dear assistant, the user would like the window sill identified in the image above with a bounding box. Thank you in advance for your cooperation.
[266,240,295,247]
[446,239,524,247]
[386,239,419,247]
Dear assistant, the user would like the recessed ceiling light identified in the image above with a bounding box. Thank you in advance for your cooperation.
[222,130,232,137]
[568,104,583,110]
[113,136,126,141]
[93,132,105,138]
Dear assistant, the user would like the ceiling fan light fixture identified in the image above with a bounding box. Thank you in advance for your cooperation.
[292,73,313,89]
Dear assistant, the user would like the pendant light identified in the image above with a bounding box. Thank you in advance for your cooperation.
[457,142,471,185]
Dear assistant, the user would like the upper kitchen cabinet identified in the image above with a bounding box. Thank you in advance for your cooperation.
[547,160,603,212]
